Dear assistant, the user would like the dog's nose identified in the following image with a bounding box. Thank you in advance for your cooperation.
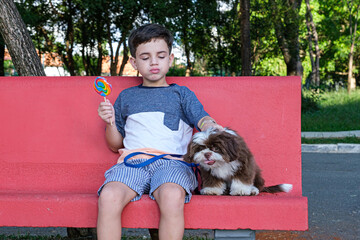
[204,152,212,159]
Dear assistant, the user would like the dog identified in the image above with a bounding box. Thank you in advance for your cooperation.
[183,128,293,196]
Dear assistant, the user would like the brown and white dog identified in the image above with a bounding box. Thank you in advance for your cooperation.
[183,128,293,196]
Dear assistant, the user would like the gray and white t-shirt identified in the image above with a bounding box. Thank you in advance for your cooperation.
[114,83,208,155]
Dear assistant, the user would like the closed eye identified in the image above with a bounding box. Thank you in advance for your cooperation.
[211,146,221,152]
[194,144,206,152]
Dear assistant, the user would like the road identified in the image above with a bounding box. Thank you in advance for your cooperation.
[301,152,360,240]
[1,153,359,239]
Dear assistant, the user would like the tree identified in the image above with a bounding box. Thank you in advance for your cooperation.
[305,0,320,86]
[0,35,4,76]
[107,0,140,76]
[345,0,359,93]
[240,0,251,76]
[0,0,45,76]
[269,0,303,76]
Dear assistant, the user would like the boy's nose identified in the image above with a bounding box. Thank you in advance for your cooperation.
[150,57,158,65]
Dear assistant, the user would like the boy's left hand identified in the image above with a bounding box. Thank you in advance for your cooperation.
[201,122,224,132]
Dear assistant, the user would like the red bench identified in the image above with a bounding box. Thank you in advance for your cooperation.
[0,76,307,239]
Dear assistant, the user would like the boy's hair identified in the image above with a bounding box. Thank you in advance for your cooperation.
[128,23,173,57]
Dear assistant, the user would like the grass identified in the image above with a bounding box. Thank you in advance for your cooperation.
[301,89,360,132]
[0,235,208,240]
[302,137,360,144]
[301,88,360,144]
[0,236,64,240]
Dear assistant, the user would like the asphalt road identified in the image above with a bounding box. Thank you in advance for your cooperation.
[1,152,359,239]
[301,152,360,240]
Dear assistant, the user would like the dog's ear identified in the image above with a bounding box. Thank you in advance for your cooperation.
[216,132,247,161]
[228,134,253,163]
[183,142,195,163]
[224,134,241,161]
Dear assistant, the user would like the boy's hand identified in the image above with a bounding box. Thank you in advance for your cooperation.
[201,122,224,132]
[98,99,115,125]
[199,116,224,132]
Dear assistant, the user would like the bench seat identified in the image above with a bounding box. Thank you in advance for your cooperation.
[0,76,308,235]
[0,193,307,230]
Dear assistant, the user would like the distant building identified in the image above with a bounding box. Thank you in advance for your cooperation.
[101,56,138,76]
[4,48,138,76]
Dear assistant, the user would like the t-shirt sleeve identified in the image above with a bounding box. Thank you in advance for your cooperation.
[113,93,126,137]
[181,87,209,131]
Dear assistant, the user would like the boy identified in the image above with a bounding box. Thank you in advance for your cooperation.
[97,23,222,240]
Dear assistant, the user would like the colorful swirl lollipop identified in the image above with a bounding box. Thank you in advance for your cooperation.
[94,76,113,125]
[94,76,112,98]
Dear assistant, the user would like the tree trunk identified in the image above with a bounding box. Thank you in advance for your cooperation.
[119,41,129,76]
[240,0,251,76]
[0,0,45,76]
[0,35,4,76]
[270,0,303,77]
[96,39,103,76]
[305,0,320,86]
[347,2,359,93]
[63,0,76,76]
[305,17,315,88]
[348,43,356,93]
[183,28,192,76]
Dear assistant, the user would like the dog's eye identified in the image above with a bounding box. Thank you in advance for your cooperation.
[211,146,221,152]
[195,145,206,152]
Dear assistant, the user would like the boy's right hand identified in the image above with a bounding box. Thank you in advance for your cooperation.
[97,99,115,125]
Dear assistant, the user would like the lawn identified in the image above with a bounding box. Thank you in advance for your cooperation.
[0,235,208,240]
[302,89,360,132]
[301,136,360,144]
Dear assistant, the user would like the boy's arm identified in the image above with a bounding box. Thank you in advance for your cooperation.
[198,116,224,132]
[98,100,124,152]
[105,123,124,152]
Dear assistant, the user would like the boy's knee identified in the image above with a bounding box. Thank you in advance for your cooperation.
[98,183,135,212]
[155,183,185,211]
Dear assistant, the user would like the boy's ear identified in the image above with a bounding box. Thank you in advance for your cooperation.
[169,53,174,67]
[129,56,137,70]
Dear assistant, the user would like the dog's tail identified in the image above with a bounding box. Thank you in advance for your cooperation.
[261,184,293,193]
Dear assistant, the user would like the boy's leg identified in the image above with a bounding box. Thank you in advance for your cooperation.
[97,182,137,240]
[152,182,186,240]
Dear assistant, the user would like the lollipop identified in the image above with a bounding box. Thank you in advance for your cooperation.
[94,76,112,100]
[94,76,113,125]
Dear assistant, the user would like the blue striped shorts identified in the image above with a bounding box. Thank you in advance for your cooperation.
[98,158,198,203]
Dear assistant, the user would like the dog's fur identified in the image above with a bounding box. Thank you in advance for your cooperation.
[183,128,292,196]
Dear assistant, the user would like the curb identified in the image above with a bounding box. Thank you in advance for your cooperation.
[301,144,360,153]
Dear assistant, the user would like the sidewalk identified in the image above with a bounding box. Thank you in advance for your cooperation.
[301,130,360,153]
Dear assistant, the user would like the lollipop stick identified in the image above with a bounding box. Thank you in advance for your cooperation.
[104,97,113,126]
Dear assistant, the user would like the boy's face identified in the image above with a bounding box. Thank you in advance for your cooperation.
[130,38,174,87]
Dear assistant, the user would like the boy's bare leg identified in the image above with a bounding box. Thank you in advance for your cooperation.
[153,182,186,240]
[97,182,137,240]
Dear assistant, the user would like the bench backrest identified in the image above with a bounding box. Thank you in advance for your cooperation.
[0,76,302,195]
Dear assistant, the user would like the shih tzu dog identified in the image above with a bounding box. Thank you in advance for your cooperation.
[183,128,293,196]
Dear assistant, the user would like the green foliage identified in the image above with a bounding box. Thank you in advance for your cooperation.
[5,0,360,83]
[301,88,322,113]
[167,65,187,76]
[4,60,17,76]
[167,65,203,76]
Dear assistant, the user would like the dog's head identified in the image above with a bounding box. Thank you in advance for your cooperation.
[183,128,252,171]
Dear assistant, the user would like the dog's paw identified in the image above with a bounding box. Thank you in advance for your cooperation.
[200,187,225,195]
[230,180,259,196]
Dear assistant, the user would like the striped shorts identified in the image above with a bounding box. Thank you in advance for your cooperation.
[98,158,198,203]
